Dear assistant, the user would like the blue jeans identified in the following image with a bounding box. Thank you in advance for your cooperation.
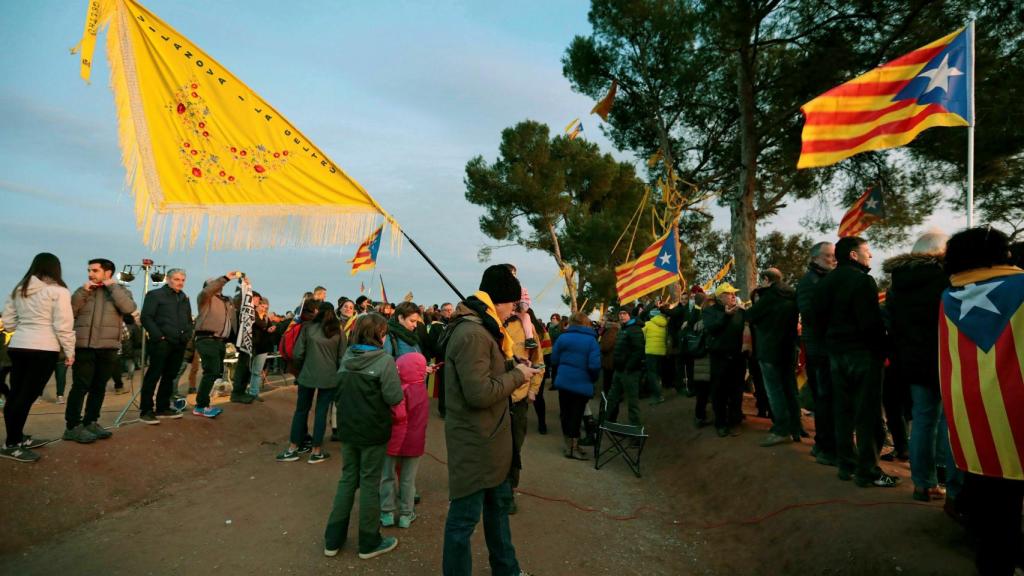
[248,353,267,396]
[909,385,949,489]
[759,359,802,438]
[442,480,520,576]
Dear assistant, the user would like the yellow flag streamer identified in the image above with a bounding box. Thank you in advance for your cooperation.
[73,0,397,251]
[703,257,735,292]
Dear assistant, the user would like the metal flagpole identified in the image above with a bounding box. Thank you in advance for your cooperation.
[967,19,976,227]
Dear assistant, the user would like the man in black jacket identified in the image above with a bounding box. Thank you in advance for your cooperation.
[140,268,193,422]
[813,236,898,488]
[704,283,746,437]
[797,241,837,465]
[607,306,645,425]
[747,268,801,447]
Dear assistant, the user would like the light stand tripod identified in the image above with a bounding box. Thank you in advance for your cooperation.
[114,260,166,428]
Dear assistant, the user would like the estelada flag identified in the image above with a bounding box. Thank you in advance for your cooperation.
[74,0,395,250]
[565,118,583,140]
[940,267,1024,480]
[349,225,383,275]
[798,27,972,169]
[838,186,885,237]
[615,228,679,305]
[591,80,617,121]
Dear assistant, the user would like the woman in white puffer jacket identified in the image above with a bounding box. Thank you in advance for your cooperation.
[1,253,75,462]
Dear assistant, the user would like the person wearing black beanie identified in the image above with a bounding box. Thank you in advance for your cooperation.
[440,265,539,575]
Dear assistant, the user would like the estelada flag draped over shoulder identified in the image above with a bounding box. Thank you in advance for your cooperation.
[798,27,972,169]
[939,267,1024,481]
[73,0,397,250]
[838,186,885,237]
[615,228,679,305]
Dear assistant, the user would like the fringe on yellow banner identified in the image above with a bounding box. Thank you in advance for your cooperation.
[73,0,399,251]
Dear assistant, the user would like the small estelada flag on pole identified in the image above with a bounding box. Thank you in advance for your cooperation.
[615,228,679,305]
[838,186,885,238]
[798,27,973,169]
[703,257,735,293]
[565,118,584,140]
[591,80,617,121]
[349,224,383,275]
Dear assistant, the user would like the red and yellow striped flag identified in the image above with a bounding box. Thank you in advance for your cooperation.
[615,228,679,305]
[348,224,383,275]
[798,27,972,169]
[591,80,617,121]
[940,267,1024,480]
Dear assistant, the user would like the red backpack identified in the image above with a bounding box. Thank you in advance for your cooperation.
[280,322,304,375]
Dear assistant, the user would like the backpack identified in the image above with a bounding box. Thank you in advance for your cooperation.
[280,322,304,375]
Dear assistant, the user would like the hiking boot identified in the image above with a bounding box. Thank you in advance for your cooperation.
[85,422,112,439]
[140,412,160,425]
[855,472,901,488]
[308,452,330,464]
[0,444,40,463]
[63,424,98,444]
[230,393,255,404]
[276,448,299,462]
[155,409,183,419]
[358,536,398,560]
[398,513,417,529]
[524,338,539,350]
[760,433,792,447]
[192,406,223,418]
[380,512,395,527]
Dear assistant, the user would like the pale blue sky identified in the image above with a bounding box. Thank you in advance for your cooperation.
[0,1,965,314]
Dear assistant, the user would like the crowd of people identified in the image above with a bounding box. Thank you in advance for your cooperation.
[1,225,1022,574]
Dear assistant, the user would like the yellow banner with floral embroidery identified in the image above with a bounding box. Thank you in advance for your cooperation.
[73,0,396,250]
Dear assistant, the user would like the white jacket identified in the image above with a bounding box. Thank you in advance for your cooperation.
[2,276,76,360]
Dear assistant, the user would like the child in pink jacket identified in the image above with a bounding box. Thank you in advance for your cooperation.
[379,352,429,528]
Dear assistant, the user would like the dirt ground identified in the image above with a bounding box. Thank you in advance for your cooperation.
[0,374,976,575]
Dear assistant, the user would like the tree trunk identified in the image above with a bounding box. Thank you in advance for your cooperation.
[732,45,759,298]
[548,222,578,313]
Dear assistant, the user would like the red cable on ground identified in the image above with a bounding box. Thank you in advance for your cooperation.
[423,449,939,529]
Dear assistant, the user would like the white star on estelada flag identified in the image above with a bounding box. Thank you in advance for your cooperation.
[865,198,878,209]
[659,252,672,266]
[918,53,964,95]
[951,281,1002,321]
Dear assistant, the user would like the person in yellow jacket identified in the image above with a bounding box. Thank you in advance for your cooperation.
[642,307,669,405]
[504,313,543,514]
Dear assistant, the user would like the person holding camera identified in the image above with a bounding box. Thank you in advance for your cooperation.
[63,258,136,443]
[191,271,244,419]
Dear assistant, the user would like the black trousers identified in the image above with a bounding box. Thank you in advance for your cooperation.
[436,362,446,418]
[533,379,547,432]
[829,350,883,481]
[509,400,528,489]
[66,348,118,429]
[140,339,186,414]
[710,352,745,428]
[805,353,836,457]
[232,350,252,397]
[558,390,588,438]
[749,355,770,416]
[4,349,57,446]
[677,354,695,390]
[966,473,1024,575]
[881,364,910,455]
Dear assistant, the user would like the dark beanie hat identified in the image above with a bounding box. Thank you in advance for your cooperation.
[478,264,522,304]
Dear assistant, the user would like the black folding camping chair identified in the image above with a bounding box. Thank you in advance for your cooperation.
[594,391,649,477]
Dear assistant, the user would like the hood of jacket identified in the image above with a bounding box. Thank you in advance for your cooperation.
[884,252,946,293]
[564,324,597,337]
[21,276,53,296]
[342,345,391,372]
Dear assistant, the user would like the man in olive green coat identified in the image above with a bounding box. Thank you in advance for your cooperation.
[441,265,541,576]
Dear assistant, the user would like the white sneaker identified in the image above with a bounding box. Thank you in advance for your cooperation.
[56,395,65,405]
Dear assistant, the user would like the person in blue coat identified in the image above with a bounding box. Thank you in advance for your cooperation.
[551,311,601,461]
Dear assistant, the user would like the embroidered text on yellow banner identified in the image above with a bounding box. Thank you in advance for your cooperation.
[73,0,396,251]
